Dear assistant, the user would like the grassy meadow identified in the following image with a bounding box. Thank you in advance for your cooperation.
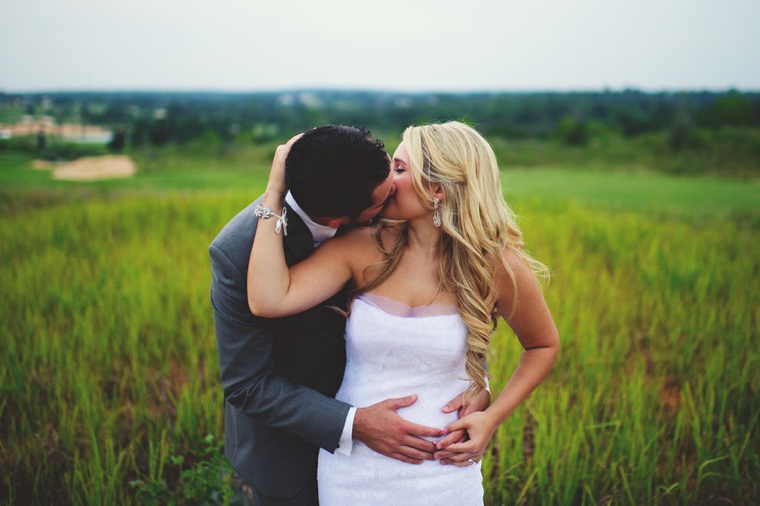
[0,141,758,505]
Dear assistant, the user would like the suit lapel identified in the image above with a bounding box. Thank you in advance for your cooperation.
[282,201,315,266]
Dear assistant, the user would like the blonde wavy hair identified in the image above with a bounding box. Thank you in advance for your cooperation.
[356,121,548,394]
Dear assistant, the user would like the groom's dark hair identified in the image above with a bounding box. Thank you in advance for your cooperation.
[286,125,390,219]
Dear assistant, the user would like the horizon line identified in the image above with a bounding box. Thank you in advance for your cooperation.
[2,85,759,95]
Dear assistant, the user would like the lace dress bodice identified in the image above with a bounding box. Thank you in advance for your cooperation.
[317,294,484,505]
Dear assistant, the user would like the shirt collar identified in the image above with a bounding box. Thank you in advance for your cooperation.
[285,191,338,245]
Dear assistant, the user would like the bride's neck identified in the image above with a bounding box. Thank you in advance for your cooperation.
[405,223,441,259]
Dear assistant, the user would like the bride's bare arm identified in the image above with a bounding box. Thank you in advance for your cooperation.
[440,249,559,464]
[247,137,355,318]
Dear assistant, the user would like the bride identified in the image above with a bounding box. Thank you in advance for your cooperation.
[247,121,559,504]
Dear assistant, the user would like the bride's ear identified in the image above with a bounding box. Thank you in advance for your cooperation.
[433,185,444,202]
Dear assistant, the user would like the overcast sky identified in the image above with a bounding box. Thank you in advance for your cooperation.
[1,0,758,92]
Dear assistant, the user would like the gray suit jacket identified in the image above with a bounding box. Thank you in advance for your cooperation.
[210,196,351,499]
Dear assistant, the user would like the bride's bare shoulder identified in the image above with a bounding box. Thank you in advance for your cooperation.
[320,225,378,257]
[328,223,401,259]
[376,221,404,248]
[337,225,375,244]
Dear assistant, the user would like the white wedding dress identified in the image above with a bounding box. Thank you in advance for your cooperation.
[318,293,484,505]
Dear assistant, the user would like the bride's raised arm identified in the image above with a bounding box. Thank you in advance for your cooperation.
[246,136,355,318]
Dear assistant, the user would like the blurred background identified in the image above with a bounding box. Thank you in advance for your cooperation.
[1,1,758,504]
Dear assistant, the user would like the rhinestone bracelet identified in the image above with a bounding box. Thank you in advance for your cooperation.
[254,205,288,236]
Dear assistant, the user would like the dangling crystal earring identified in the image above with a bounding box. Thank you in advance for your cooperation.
[433,197,441,228]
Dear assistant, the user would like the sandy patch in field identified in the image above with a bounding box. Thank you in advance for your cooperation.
[32,160,56,170]
[51,155,136,181]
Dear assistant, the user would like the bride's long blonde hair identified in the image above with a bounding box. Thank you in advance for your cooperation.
[357,122,548,393]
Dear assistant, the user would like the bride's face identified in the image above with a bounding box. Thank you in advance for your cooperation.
[382,142,429,222]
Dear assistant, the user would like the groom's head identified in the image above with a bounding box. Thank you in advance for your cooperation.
[286,125,393,226]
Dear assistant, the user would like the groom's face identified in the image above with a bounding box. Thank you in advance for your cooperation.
[354,168,396,224]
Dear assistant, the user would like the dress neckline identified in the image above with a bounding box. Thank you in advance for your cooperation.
[357,293,460,318]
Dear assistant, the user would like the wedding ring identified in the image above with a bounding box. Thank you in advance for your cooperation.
[468,458,477,466]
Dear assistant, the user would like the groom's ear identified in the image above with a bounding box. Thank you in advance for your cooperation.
[327,217,350,229]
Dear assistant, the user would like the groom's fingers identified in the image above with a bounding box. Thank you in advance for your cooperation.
[391,452,424,465]
[441,393,465,414]
[395,442,435,463]
[399,434,437,453]
[386,394,418,410]
[400,419,445,439]
[353,396,442,464]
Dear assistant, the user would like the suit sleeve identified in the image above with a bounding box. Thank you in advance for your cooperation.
[210,243,351,452]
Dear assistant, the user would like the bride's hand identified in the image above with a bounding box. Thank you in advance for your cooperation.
[266,133,302,197]
[434,388,490,464]
[437,411,499,467]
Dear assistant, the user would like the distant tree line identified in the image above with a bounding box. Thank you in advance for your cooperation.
[1,89,758,150]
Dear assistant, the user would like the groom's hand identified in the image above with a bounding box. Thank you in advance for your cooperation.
[353,394,442,464]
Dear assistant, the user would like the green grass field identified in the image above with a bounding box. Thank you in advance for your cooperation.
[1,146,758,504]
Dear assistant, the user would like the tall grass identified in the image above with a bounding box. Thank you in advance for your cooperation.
[1,192,251,504]
[484,201,759,504]
[0,187,757,503]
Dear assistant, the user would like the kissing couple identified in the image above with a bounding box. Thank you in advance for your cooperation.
[210,123,559,505]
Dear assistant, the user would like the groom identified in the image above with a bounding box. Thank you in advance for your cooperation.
[211,126,466,505]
